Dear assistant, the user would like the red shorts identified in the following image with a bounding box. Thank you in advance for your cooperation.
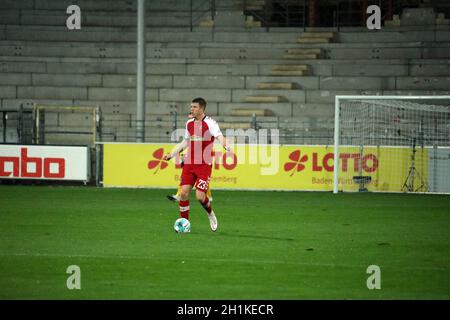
[180,164,211,192]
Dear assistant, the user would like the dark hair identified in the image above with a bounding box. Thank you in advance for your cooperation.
[192,97,207,110]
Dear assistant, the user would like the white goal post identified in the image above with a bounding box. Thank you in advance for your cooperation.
[333,96,450,194]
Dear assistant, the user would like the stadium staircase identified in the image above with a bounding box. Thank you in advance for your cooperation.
[0,0,449,145]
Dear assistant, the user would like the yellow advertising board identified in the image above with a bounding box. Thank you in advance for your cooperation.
[103,143,428,192]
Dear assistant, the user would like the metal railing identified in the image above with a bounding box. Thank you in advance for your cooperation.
[244,0,307,31]
[190,0,216,31]
[98,113,335,146]
[0,108,329,146]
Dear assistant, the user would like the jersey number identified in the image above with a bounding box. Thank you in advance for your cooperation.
[197,179,208,191]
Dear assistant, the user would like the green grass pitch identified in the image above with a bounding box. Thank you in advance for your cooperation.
[0,185,449,299]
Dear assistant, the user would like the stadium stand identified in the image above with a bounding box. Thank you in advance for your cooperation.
[0,0,449,144]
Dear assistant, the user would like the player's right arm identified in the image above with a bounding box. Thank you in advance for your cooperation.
[163,119,191,161]
[163,138,189,161]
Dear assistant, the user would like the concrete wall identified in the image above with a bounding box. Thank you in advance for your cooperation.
[1,5,449,144]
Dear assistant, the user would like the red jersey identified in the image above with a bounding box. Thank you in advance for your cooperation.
[184,115,222,165]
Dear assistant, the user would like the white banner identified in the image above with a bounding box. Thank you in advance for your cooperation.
[428,147,450,193]
[0,145,90,181]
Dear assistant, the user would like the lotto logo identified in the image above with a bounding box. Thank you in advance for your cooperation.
[0,147,66,178]
[284,150,379,176]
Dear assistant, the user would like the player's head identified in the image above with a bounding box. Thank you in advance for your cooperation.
[191,97,207,111]
[190,97,207,118]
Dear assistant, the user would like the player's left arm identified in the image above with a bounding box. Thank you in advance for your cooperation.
[208,118,231,152]
[217,134,231,152]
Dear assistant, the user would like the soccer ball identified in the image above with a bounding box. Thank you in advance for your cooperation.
[174,218,191,233]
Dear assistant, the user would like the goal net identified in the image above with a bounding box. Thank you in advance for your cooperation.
[333,96,450,194]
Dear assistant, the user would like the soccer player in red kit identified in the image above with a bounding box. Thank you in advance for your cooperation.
[163,97,230,232]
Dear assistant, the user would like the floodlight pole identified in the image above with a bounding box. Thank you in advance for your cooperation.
[333,95,340,194]
[136,0,146,142]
